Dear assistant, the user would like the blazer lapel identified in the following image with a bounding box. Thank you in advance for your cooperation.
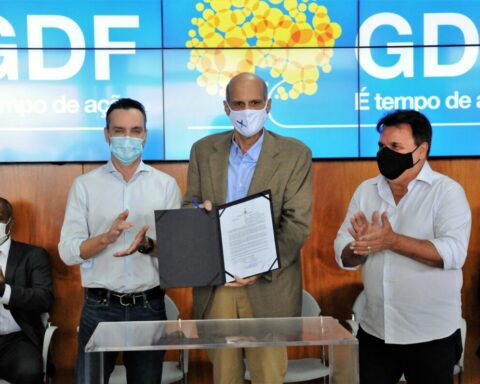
[208,133,231,204]
[5,240,20,284]
[248,131,279,194]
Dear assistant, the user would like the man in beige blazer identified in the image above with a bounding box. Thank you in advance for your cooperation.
[183,72,312,384]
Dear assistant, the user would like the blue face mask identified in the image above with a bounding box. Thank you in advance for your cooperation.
[110,136,144,165]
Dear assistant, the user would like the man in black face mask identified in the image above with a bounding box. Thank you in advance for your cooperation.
[334,110,471,384]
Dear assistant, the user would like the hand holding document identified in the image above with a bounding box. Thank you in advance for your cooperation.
[225,275,259,287]
[155,190,280,288]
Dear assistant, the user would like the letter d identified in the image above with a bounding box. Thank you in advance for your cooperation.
[424,13,479,77]
[28,15,85,80]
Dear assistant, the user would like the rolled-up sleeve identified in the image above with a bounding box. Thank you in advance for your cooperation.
[430,182,471,270]
[58,179,89,266]
[334,188,361,270]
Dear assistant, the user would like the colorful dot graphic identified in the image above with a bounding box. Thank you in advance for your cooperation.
[186,0,342,100]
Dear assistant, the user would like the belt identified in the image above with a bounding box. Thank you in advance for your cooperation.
[86,286,164,306]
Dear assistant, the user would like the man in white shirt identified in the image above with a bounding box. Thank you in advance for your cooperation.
[0,197,54,384]
[59,98,181,384]
[334,110,471,384]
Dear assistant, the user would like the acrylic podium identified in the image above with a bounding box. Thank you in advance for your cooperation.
[85,316,358,383]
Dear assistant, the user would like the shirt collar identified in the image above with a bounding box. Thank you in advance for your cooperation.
[0,237,11,259]
[414,161,434,185]
[230,130,264,162]
[103,160,150,176]
[376,160,433,204]
[374,160,433,187]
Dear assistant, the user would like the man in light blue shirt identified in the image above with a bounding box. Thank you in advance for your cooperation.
[183,72,312,384]
[59,98,181,384]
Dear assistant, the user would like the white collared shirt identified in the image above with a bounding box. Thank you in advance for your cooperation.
[59,160,181,293]
[334,162,471,344]
[0,237,22,335]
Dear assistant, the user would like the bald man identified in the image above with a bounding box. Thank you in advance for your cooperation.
[183,73,312,383]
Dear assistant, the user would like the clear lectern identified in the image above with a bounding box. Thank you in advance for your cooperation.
[85,316,358,383]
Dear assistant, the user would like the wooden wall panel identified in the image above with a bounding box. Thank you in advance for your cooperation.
[0,159,479,383]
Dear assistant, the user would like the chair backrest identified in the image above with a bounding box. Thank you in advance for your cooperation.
[163,294,189,379]
[302,289,321,317]
[164,294,180,320]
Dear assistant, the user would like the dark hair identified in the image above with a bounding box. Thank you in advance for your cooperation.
[225,73,268,102]
[0,197,13,220]
[376,110,432,155]
[105,98,147,129]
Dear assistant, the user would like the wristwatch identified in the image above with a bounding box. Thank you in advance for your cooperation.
[137,237,154,254]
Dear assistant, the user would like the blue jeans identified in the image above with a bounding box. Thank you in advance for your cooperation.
[76,290,166,384]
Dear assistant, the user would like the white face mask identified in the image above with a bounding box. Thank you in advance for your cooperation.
[0,218,11,245]
[227,103,268,138]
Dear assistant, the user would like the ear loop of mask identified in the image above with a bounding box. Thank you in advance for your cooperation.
[411,144,422,167]
[3,217,12,234]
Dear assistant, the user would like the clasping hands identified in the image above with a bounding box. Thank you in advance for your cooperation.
[349,211,396,256]
[114,224,149,257]
[102,210,151,257]
[104,210,133,244]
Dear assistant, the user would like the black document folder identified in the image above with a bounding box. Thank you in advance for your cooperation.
[154,190,280,288]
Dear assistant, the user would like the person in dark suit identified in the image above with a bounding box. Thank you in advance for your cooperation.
[0,197,54,384]
[183,72,312,383]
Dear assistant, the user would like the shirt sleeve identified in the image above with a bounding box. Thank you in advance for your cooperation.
[334,186,362,270]
[166,177,182,210]
[430,181,471,270]
[58,179,90,266]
